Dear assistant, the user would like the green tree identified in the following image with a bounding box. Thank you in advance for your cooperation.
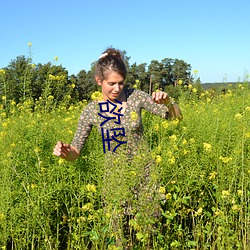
[77,68,98,101]
[32,62,69,103]
[171,59,192,86]
[4,55,33,102]
[127,63,148,91]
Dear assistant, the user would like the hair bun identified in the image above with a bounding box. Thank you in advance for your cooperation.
[99,52,108,59]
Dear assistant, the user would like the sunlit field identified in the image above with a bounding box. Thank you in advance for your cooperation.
[0,82,249,249]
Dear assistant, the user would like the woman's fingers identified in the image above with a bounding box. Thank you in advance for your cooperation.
[152,91,170,104]
[53,141,70,157]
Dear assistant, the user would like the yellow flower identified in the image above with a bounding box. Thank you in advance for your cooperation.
[2,96,6,100]
[91,91,103,101]
[245,132,250,138]
[130,111,138,121]
[178,79,183,85]
[193,69,198,74]
[219,156,232,164]
[162,120,168,129]
[214,209,223,216]
[192,88,197,93]
[48,74,55,80]
[182,139,187,145]
[71,83,76,89]
[87,215,94,221]
[158,186,166,194]
[0,213,5,221]
[28,42,32,47]
[154,124,159,131]
[188,84,193,89]
[135,79,140,83]
[169,119,179,127]
[105,212,111,218]
[54,56,58,62]
[195,207,203,216]
[48,95,54,100]
[86,184,97,193]
[189,138,195,144]
[208,171,217,180]
[169,134,177,141]
[155,155,162,164]
[165,193,172,199]
[133,84,138,89]
[0,69,6,75]
[222,190,230,197]
[81,203,93,212]
[2,122,8,128]
[130,171,136,176]
[168,156,175,165]
[203,142,212,152]
[232,204,239,211]
[245,106,250,112]
[34,147,41,153]
[237,189,243,196]
[58,158,65,165]
[234,113,242,120]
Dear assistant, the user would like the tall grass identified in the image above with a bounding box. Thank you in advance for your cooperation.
[0,83,249,249]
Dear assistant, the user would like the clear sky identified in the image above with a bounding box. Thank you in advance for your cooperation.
[1,0,249,83]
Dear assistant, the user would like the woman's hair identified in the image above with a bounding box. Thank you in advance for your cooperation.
[95,48,127,81]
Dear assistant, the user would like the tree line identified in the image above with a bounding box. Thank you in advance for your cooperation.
[0,51,200,106]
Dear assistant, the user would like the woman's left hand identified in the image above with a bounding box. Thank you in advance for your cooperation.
[152,91,171,104]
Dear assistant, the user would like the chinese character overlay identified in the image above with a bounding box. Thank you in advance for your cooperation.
[98,100,127,153]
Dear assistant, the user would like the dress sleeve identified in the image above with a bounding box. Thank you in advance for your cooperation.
[136,90,170,119]
[71,103,94,152]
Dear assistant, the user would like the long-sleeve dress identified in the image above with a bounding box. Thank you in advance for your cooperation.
[71,88,169,155]
[71,88,171,238]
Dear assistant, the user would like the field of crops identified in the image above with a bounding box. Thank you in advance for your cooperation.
[0,83,249,249]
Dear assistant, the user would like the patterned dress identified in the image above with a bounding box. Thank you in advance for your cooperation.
[71,88,169,154]
[71,88,171,240]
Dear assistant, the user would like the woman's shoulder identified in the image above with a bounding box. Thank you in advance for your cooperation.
[80,100,99,114]
[125,88,150,100]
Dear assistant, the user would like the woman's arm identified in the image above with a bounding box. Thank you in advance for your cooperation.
[137,89,182,120]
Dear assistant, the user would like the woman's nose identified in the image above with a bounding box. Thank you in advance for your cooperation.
[114,84,120,92]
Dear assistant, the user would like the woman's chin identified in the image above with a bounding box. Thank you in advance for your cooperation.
[109,93,119,99]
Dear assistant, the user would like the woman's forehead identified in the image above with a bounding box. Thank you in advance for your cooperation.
[105,71,124,81]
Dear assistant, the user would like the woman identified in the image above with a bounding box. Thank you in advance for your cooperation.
[53,48,182,159]
[53,47,182,247]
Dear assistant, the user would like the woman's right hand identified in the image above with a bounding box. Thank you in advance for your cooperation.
[53,141,80,161]
[53,141,71,158]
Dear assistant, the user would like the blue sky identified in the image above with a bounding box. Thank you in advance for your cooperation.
[1,0,249,83]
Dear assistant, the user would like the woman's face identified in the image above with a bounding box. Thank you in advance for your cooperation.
[96,71,125,102]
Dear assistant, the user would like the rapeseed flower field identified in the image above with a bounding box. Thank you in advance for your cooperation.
[0,82,249,249]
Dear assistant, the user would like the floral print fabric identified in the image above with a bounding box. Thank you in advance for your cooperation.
[71,88,169,154]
